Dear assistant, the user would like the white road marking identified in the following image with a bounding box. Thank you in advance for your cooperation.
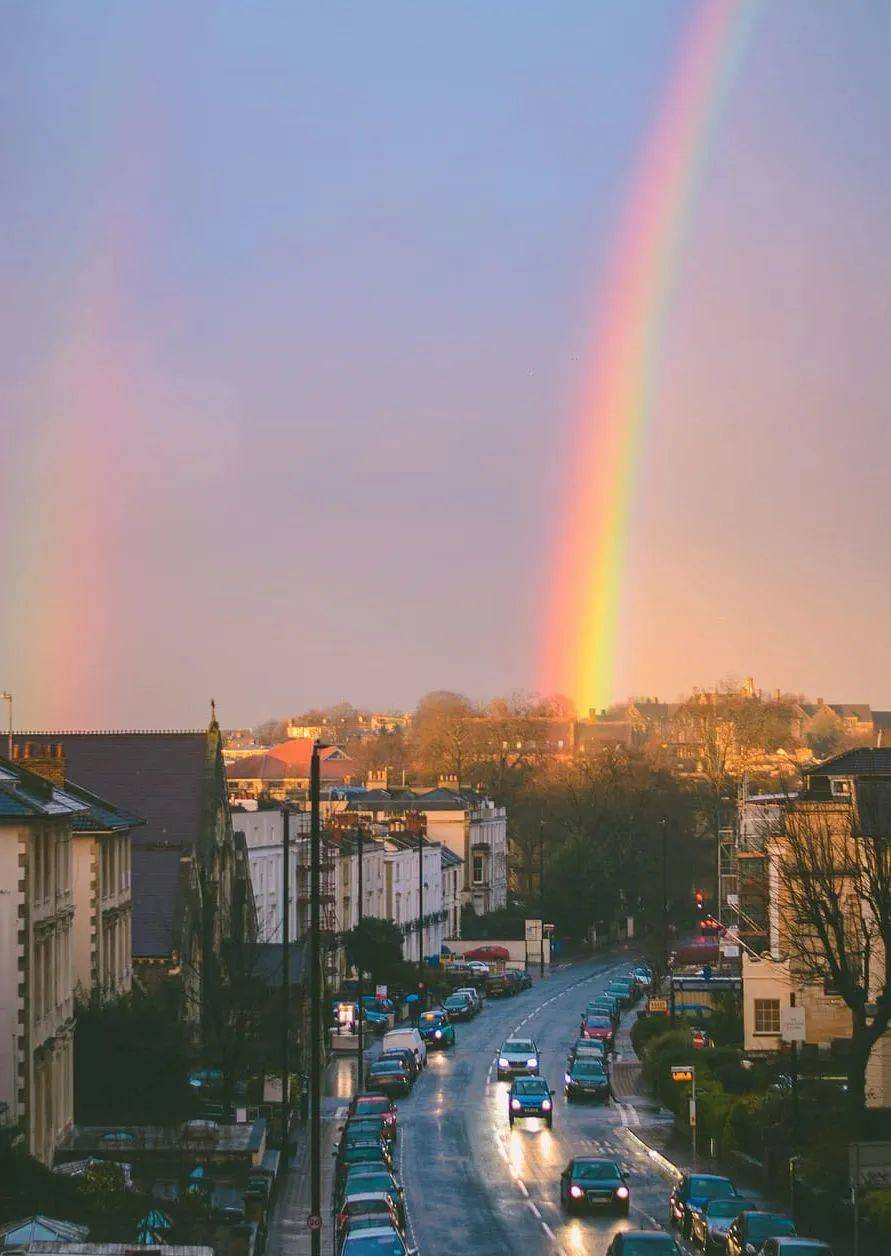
[517,1180,529,1196]
[527,1199,542,1218]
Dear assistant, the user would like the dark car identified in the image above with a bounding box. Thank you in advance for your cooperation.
[515,969,533,990]
[486,972,514,997]
[364,1060,411,1096]
[690,1196,748,1252]
[670,1174,742,1238]
[560,1156,630,1215]
[607,979,639,1007]
[508,1076,554,1127]
[568,1037,610,1068]
[607,1234,683,1256]
[338,1222,417,1255]
[334,1140,393,1187]
[417,1009,455,1048]
[442,993,474,1022]
[342,1117,390,1146]
[565,1057,611,1102]
[347,1095,398,1142]
[581,1015,615,1050]
[724,1212,797,1256]
[586,998,621,1027]
[336,1193,403,1242]
[760,1242,833,1256]
[378,1048,419,1080]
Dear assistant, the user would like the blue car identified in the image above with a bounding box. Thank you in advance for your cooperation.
[508,1076,554,1128]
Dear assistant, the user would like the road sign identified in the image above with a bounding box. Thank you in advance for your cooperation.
[781,1006,807,1043]
[671,1065,694,1084]
[525,918,543,942]
[375,984,388,999]
[689,1098,696,1127]
[648,997,668,1014]
[307,1213,322,1231]
[850,1141,891,1189]
[719,941,740,958]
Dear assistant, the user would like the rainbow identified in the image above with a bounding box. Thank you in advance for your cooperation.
[540,0,761,715]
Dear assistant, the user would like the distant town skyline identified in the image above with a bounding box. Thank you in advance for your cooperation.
[2,2,890,729]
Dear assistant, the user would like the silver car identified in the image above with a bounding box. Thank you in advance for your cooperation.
[497,1037,540,1080]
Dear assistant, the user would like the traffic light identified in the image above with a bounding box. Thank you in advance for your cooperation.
[695,889,704,909]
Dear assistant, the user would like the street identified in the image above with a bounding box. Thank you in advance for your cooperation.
[272,954,744,1255]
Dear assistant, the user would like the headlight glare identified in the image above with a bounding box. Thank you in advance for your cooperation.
[510,1098,521,1110]
[527,1058,537,1068]
[569,1184,583,1199]
[541,1098,552,1111]
[616,1185,629,1199]
[498,1057,509,1068]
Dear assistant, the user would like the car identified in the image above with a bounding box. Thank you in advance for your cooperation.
[382,1028,427,1070]
[497,1038,540,1079]
[568,1037,610,1068]
[442,993,475,1021]
[486,972,515,997]
[631,966,653,988]
[607,1233,683,1255]
[692,1027,713,1050]
[334,1140,393,1186]
[565,1057,611,1102]
[466,959,490,974]
[515,969,533,990]
[338,1169,406,1226]
[690,1196,749,1252]
[378,1047,419,1081]
[724,1212,797,1256]
[607,979,639,1007]
[338,1222,417,1255]
[454,986,483,1011]
[580,1015,615,1049]
[341,1117,392,1149]
[670,1174,743,1238]
[586,998,620,1028]
[560,1156,630,1215]
[365,1059,412,1096]
[417,1009,456,1048]
[336,1193,403,1241]
[759,1242,833,1256]
[508,1076,554,1127]
[346,1095,398,1141]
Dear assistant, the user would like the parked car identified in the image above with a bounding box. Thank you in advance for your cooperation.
[724,1212,797,1256]
[365,1059,412,1096]
[689,1196,749,1251]
[466,960,490,975]
[337,1167,406,1228]
[336,1193,403,1243]
[382,1027,427,1070]
[585,998,620,1028]
[760,1241,833,1256]
[334,1140,393,1188]
[454,985,483,1011]
[607,1234,682,1255]
[442,993,475,1021]
[339,1222,417,1255]
[508,1076,554,1127]
[580,1015,615,1050]
[567,1037,610,1068]
[486,972,515,997]
[560,1157,630,1215]
[607,979,639,1007]
[346,1095,398,1141]
[515,969,533,990]
[378,1048,419,1081]
[670,1174,743,1238]
[497,1038,540,1079]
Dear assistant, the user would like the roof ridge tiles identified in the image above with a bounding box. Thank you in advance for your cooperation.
[14,729,206,736]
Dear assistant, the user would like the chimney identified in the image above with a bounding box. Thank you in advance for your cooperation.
[18,741,66,786]
[366,767,390,791]
[438,773,459,791]
[817,697,824,707]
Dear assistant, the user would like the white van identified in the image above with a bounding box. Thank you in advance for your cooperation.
[382,1026,427,1069]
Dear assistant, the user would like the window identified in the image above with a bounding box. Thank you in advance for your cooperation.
[754,998,781,1035]
[472,855,485,884]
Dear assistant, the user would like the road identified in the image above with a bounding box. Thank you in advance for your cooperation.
[394,953,697,1256]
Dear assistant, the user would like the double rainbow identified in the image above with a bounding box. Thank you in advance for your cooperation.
[541,0,761,714]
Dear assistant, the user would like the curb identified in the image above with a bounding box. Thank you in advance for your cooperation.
[621,1126,682,1182]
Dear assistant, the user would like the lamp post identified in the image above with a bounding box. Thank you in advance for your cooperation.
[417,827,425,987]
[280,804,291,1172]
[1,693,11,760]
[538,818,545,977]
[356,823,365,1080]
[308,742,325,1253]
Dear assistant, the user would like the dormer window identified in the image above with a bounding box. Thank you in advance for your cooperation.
[831,778,851,796]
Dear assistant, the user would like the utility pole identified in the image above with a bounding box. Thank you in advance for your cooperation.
[417,827,425,988]
[790,991,800,1151]
[0,692,11,760]
[538,818,545,977]
[309,743,323,1251]
[280,805,291,1172]
[356,823,365,1081]
[660,817,668,980]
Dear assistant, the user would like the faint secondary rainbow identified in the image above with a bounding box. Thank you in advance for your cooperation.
[541,0,761,715]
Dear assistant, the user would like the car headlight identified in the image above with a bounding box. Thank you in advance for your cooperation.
[498,1057,509,1068]
[434,1030,442,1039]
[564,1073,571,1084]
[541,1098,552,1111]
[510,1098,521,1111]
[527,1058,538,1068]
[615,1185,629,1199]
[569,1184,583,1199]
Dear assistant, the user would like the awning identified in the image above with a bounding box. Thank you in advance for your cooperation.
[464,945,510,960]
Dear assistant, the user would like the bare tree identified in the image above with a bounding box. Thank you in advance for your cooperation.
[772,782,891,1131]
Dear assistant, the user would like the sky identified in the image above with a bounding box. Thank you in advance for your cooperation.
[1,1,890,730]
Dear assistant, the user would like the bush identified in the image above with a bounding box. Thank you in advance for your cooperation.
[630,1015,675,1058]
[641,1030,696,1113]
[861,1190,891,1243]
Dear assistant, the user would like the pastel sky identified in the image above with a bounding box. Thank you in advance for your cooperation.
[2,1,890,729]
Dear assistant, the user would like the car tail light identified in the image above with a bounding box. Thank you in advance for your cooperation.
[541,1098,552,1111]
[337,1210,347,1226]
[616,1186,629,1199]
[569,1184,584,1199]
[510,1098,521,1111]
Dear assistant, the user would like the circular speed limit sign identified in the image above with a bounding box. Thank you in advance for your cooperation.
[306,1214,322,1231]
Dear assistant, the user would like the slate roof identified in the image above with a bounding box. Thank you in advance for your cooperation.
[11,732,215,960]
[0,759,90,821]
[441,847,463,868]
[245,942,307,987]
[804,748,891,777]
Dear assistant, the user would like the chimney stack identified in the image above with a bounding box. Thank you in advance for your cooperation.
[16,741,66,786]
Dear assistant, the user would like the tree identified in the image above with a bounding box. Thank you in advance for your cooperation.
[343,918,406,987]
[805,706,849,759]
[772,782,891,1133]
[411,691,480,784]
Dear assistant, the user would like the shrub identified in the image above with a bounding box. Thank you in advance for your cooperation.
[861,1190,891,1243]
[630,1014,675,1058]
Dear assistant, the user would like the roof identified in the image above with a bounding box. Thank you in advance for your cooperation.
[62,781,145,833]
[12,731,219,959]
[244,942,307,987]
[440,847,463,868]
[804,748,891,777]
[227,741,353,783]
[873,710,891,730]
[0,759,90,822]
[0,1216,89,1244]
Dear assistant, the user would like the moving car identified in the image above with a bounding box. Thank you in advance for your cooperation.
[565,1057,611,1102]
[497,1038,540,1079]
[338,1222,417,1255]
[346,1095,398,1141]
[417,1009,455,1049]
[442,993,475,1022]
[580,1015,615,1050]
[724,1211,797,1256]
[760,1242,833,1256]
[607,1234,683,1255]
[365,1059,412,1096]
[508,1076,554,1127]
[382,1028,427,1070]
[670,1174,743,1237]
[560,1156,630,1214]
[689,1196,749,1252]
[631,966,653,987]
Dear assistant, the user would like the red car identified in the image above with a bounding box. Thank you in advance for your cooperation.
[347,1093,398,1140]
[581,1016,615,1049]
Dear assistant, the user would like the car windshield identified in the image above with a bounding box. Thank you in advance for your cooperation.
[622,1239,678,1254]
[690,1177,737,1198]
[515,1078,548,1094]
[574,1160,621,1180]
[574,1061,606,1076]
[504,1041,534,1053]
[344,1146,385,1161]
[371,1062,402,1074]
[444,998,464,1006]
[341,1234,406,1254]
[748,1216,796,1241]
[345,1175,394,1194]
[346,1199,391,1215]
[419,1013,441,1024]
[355,1099,389,1113]
[706,1199,745,1217]
[585,1017,611,1028]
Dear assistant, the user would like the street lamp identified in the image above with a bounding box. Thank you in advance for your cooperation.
[0,693,12,760]
[308,741,330,1254]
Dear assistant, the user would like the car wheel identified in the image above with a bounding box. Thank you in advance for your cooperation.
[683,1215,693,1239]
[508,1116,514,1127]
[619,1202,630,1217]
[546,1116,553,1129]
